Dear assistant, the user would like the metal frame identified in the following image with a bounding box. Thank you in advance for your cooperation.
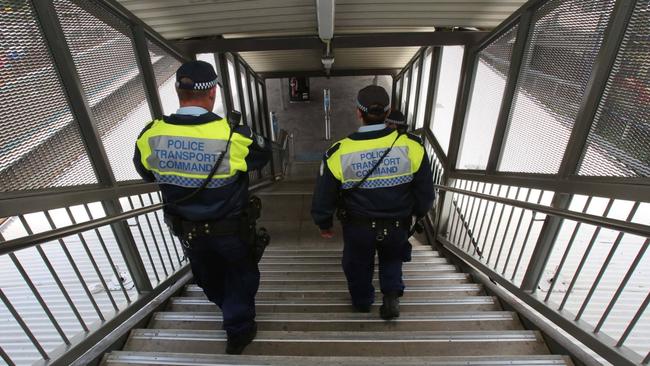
[215,53,234,114]
[258,69,400,79]
[424,47,443,133]
[98,0,190,61]
[32,0,116,187]
[556,0,638,179]
[445,48,478,171]
[233,54,249,126]
[485,12,532,173]
[132,24,164,120]
[409,49,426,130]
[175,32,489,54]
[402,64,414,122]
[438,236,644,366]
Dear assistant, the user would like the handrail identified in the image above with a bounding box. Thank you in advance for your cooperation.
[0,179,275,257]
[435,184,650,238]
[0,204,163,256]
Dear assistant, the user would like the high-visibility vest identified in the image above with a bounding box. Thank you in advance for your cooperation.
[136,118,252,188]
[326,130,424,189]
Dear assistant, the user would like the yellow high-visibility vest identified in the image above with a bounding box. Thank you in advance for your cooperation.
[136,118,252,188]
[326,130,424,189]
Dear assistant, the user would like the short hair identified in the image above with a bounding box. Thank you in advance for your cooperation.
[359,104,389,124]
[176,77,212,101]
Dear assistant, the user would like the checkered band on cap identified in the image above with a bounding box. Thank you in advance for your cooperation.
[176,78,218,90]
[386,117,407,125]
[357,100,390,113]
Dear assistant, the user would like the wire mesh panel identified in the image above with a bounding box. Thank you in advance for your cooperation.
[0,1,97,192]
[149,39,182,116]
[54,0,153,182]
[456,25,518,170]
[498,0,616,174]
[431,46,464,154]
[579,1,650,178]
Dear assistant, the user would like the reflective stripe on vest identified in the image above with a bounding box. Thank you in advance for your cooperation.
[136,118,252,188]
[326,130,424,189]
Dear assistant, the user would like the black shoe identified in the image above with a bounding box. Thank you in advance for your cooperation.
[380,294,400,320]
[226,323,257,355]
[353,303,372,313]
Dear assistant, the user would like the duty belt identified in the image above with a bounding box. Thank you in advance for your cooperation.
[342,213,410,241]
[165,213,240,241]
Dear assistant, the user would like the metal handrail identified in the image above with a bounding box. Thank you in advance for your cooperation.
[435,184,650,238]
[0,203,163,256]
[0,179,276,257]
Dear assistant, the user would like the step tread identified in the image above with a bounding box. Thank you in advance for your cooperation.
[184,284,482,292]
[169,296,498,306]
[153,311,517,322]
[104,351,572,365]
[128,329,543,341]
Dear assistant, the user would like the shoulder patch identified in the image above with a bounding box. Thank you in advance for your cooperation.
[406,132,424,145]
[234,125,254,139]
[324,142,341,159]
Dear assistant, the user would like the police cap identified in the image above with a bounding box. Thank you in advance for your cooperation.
[386,110,407,126]
[357,85,390,114]
[176,60,218,90]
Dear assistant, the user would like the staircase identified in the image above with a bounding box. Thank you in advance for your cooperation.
[101,179,573,366]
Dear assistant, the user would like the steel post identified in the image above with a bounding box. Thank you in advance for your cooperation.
[132,24,164,119]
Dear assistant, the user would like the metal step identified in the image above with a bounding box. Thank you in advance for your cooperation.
[182,284,484,299]
[264,249,439,257]
[103,352,573,366]
[167,296,502,313]
[258,273,471,286]
[149,311,522,331]
[254,265,459,276]
[259,256,446,264]
[257,262,456,272]
[123,330,549,356]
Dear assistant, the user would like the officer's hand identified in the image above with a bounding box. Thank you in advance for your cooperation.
[320,228,334,239]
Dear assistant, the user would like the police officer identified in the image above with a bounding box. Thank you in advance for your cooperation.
[311,85,434,319]
[385,110,408,134]
[133,60,271,354]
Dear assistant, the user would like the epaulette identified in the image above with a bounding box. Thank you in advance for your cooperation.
[324,142,341,159]
[406,132,424,145]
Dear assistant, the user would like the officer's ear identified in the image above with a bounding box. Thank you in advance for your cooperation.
[208,86,217,101]
[355,108,364,122]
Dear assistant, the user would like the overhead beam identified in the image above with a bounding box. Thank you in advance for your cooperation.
[175,32,489,54]
[258,69,400,79]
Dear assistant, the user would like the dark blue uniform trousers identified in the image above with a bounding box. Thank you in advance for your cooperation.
[341,224,407,307]
[185,234,259,337]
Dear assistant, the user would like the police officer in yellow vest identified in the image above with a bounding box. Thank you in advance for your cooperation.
[311,85,434,319]
[133,60,271,354]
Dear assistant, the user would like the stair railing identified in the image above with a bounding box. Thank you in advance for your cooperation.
[0,172,275,366]
[431,181,650,366]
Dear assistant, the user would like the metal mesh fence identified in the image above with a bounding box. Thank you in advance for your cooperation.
[54,0,153,182]
[148,39,182,116]
[456,25,518,170]
[0,1,97,192]
[579,1,650,178]
[498,0,616,174]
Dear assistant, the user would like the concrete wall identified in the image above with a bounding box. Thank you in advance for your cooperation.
[266,76,393,161]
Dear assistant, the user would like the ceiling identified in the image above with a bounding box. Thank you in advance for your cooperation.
[117,0,526,74]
